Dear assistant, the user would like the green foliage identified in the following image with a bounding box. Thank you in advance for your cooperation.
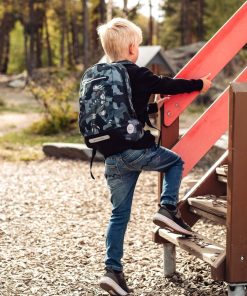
[204,0,246,39]
[1,0,246,74]
[8,21,26,74]
[160,0,246,49]
[28,78,78,135]
[135,14,150,45]
[160,0,181,49]
[239,49,247,64]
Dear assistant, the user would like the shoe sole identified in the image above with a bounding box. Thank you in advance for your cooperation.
[99,277,128,296]
[153,213,193,236]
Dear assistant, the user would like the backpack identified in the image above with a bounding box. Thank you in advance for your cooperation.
[78,61,144,177]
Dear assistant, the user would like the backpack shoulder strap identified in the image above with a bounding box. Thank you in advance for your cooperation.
[90,148,97,179]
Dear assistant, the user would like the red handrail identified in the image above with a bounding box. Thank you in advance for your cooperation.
[173,67,247,177]
[163,2,247,126]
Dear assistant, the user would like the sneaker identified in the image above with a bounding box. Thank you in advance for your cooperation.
[153,205,193,236]
[99,268,132,296]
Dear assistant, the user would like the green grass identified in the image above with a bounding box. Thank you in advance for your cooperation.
[8,21,26,74]
[0,129,82,146]
[0,129,82,161]
[0,103,42,114]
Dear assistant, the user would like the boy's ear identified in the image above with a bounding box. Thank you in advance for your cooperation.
[129,43,135,55]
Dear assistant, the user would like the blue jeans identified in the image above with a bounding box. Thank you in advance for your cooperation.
[104,144,184,271]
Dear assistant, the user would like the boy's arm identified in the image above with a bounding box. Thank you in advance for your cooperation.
[146,71,211,113]
[135,67,203,95]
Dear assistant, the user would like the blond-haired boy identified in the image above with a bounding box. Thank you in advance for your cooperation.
[92,18,211,295]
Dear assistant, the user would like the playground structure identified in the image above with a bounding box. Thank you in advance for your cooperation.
[152,2,247,295]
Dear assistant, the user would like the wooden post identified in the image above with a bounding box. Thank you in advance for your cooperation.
[163,243,176,276]
[158,105,179,199]
[157,102,179,276]
[226,82,247,283]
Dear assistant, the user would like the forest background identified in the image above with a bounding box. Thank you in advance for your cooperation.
[0,0,245,75]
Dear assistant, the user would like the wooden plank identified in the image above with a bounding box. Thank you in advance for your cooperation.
[216,165,228,177]
[189,207,226,225]
[218,175,227,183]
[211,261,226,281]
[158,228,226,269]
[188,196,227,218]
[226,82,247,282]
[158,109,179,201]
[179,152,228,227]
[152,226,169,244]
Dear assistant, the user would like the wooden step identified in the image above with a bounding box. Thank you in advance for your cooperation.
[216,165,228,183]
[188,195,227,225]
[216,164,228,176]
[158,228,226,268]
[217,175,227,183]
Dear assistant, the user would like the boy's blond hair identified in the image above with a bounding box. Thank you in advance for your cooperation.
[97,18,142,62]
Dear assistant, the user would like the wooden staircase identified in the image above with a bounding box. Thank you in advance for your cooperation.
[157,228,226,269]
[152,2,247,295]
[188,195,227,225]
[153,155,229,277]
[153,89,247,294]
[187,165,228,225]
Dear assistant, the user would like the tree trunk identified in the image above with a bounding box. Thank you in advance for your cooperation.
[28,0,36,76]
[107,0,113,22]
[99,0,106,23]
[91,0,106,61]
[181,0,192,45]
[24,26,29,73]
[36,27,43,68]
[197,0,204,41]
[82,0,90,68]
[60,0,66,66]
[60,26,65,66]
[66,25,73,66]
[148,0,153,45]
[71,15,80,64]
[44,12,53,66]
[0,12,16,73]
[123,0,128,17]
[1,34,10,73]
[0,35,5,72]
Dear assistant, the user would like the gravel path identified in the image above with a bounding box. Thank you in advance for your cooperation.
[0,113,41,136]
[0,159,227,295]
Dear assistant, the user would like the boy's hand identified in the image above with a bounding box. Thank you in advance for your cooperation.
[200,73,212,93]
[155,95,171,109]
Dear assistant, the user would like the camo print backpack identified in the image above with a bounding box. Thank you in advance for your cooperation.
[78,61,144,177]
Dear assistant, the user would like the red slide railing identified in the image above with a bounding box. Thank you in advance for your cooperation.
[163,2,247,126]
[174,67,247,176]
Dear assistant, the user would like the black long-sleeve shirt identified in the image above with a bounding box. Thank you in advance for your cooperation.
[97,62,203,158]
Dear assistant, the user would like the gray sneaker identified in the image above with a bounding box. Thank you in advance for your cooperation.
[99,268,132,295]
[153,206,193,236]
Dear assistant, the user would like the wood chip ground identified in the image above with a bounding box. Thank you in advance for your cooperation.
[0,159,227,295]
